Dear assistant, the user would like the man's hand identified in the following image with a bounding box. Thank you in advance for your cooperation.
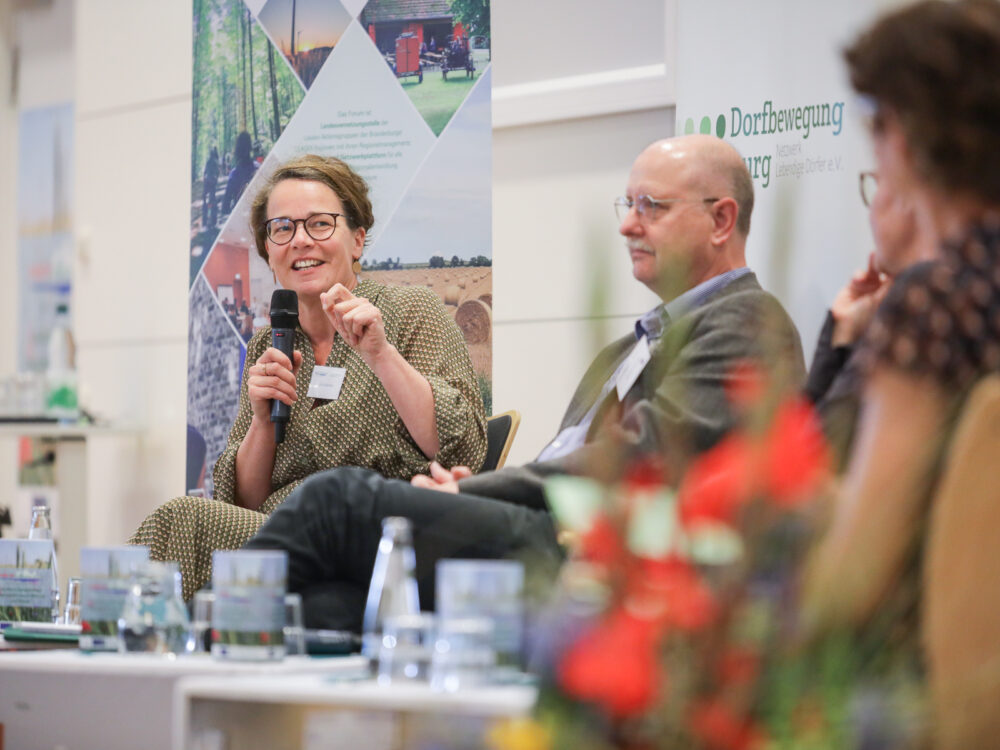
[410,461,473,493]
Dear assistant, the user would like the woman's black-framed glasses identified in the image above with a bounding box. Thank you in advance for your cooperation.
[264,213,343,245]
[859,171,878,208]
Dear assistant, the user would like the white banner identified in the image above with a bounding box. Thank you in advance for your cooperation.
[676,0,901,355]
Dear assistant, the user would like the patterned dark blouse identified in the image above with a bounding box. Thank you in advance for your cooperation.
[865,214,1000,389]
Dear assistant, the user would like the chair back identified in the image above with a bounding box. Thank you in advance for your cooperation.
[481,410,521,472]
[923,374,1000,749]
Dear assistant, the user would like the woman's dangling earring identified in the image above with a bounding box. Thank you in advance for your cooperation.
[352,259,362,275]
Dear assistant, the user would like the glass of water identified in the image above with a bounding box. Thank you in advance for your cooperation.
[191,590,215,653]
[118,561,192,655]
[63,577,82,625]
[377,612,435,684]
[284,593,306,656]
[430,616,496,692]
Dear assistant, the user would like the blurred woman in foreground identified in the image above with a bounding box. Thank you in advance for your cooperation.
[804,1,1000,745]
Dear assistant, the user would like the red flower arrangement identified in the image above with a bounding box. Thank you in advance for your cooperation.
[558,608,662,719]
[517,361,834,749]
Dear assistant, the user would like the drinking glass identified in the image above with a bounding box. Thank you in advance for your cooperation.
[283,593,305,656]
[436,560,524,670]
[63,577,82,625]
[377,612,435,685]
[118,561,192,655]
[430,616,496,692]
[191,590,215,653]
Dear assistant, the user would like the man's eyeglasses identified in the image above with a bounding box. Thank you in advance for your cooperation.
[614,195,719,222]
[859,171,878,208]
[264,213,343,245]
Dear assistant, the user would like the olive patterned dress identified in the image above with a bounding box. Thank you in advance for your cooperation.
[130,279,487,599]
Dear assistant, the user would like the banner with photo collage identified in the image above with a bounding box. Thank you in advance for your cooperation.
[188,0,492,496]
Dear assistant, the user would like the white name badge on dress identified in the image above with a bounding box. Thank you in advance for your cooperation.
[615,335,652,401]
[306,366,346,400]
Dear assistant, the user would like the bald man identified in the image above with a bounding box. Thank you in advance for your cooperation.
[244,136,805,630]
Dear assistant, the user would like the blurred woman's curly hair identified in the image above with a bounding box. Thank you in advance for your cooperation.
[846,0,1000,204]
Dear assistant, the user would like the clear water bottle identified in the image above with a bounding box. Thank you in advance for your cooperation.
[46,303,78,421]
[28,498,59,621]
[362,517,420,660]
[28,498,53,540]
[118,561,193,655]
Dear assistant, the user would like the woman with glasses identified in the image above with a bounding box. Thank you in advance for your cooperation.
[804,168,938,467]
[132,154,487,599]
[802,1,1000,744]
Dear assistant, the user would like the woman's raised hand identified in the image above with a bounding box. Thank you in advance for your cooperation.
[247,347,303,423]
[830,252,891,347]
[321,283,389,363]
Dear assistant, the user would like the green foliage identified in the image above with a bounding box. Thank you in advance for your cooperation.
[451,255,463,267]
[401,67,478,136]
[191,0,304,193]
[477,374,492,415]
[362,257,403,271]
[215,629,285,647]
[0,605,53,622]
[429,255,446,268]
[449,0,491,43]
[468,255,491,267]
[86,618,119,636]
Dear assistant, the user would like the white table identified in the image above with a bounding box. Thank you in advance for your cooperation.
[0,649,367,750]
[177,673,538,750]
[0,421,137,583]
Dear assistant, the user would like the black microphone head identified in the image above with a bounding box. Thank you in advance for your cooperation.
[270,289,298,329]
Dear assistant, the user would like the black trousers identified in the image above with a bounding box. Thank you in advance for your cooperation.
[244,467,563,631]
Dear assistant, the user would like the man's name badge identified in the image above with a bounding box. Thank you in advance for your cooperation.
[615,336,652,401]
[307,366,346,400]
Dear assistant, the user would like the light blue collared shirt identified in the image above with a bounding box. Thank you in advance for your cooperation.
[634,266,752,342]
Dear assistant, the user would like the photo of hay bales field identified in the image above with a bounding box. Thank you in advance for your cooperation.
[364,265,492,408]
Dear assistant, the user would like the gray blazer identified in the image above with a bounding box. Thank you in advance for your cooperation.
[458,272,805,509]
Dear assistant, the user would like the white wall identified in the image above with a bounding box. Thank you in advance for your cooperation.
[0,0,76,533]
[5,0,676,537]
[72,0,192,542]
[491,0,674,462]
[0,1,20,521]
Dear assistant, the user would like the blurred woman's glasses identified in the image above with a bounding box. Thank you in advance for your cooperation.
[859,171,878,208]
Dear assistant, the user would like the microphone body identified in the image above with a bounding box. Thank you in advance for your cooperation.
[268,289,299,443]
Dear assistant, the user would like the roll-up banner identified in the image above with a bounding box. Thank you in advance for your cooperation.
[187,0,492,496]
[675,0,901,357]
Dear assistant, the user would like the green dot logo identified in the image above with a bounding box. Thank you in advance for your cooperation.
[684,114,729,138]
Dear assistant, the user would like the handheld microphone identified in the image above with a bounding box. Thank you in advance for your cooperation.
[268,289,298,443]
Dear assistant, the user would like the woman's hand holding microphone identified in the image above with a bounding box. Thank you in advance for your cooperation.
[247,348,303,423]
